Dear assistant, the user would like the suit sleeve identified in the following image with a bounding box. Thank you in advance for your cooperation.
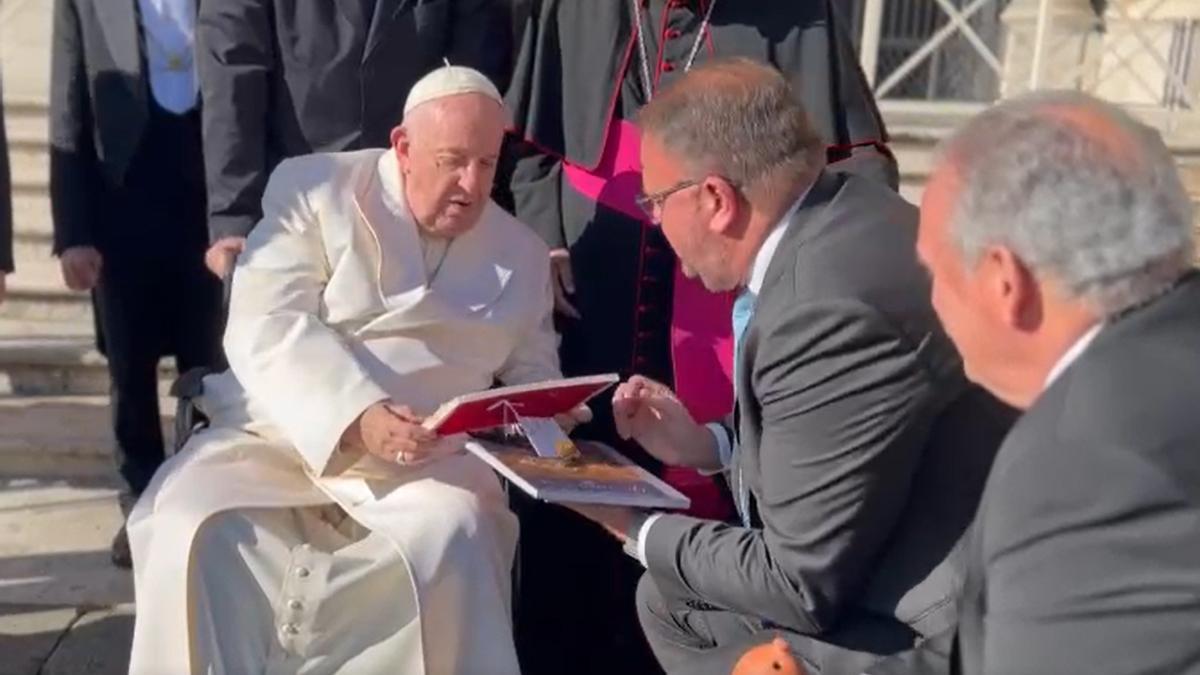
[645,299,933,634]
[48,0,100,254]
[502,2,567,250]
[978,438,1200,674]
[509,142,566,250]
[223,159,389,476]
[0,73,13,273]
[196,0,275,242]
[448,0,513,93]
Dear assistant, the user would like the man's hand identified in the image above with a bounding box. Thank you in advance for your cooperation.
[205,236,246,279]
[564,503,640,544]
[613,375,720,470]
[549,248,581,319]
[59,246,103,291]
[341,401,439,464]
[553,403,593,433]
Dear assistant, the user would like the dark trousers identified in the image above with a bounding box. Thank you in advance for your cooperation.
[511,490,661,675]
[636,571,764,674]
[95,249,223,496]
[637,572,919,675]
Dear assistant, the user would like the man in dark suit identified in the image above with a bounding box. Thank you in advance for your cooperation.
[567,58,1013,674]
[0,75,11,304]
[868,92,1200,674]
[50,0,226,566]
[196,0,512,278]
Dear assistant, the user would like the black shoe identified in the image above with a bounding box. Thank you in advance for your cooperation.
[111,525,132,569]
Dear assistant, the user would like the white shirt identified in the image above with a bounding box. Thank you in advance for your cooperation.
[635,190,808,566]
[138,0,199,113]
[1045,323,1103,388]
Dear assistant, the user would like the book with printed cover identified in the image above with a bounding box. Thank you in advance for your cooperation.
[424,374,691,509]
[464,438,692,510]
[422,374,621,435]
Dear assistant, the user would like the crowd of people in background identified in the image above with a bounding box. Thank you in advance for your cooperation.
[0,1,1194,673]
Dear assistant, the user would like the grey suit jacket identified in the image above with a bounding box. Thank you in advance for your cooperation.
[50,0,153,251]
[643,171,1013,662]
[961,274,1200,674]
[197,0,511,243]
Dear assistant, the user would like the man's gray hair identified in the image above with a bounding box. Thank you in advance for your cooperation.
[939,90,1194,316]
[636,58,825,191]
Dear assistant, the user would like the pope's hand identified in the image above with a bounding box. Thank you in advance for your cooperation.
[342,401,439,464]
[612,375,719,470]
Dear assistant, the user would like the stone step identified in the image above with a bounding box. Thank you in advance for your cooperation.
[0,395,174,477]
[11,190,53,239]
[0,337,176,397]
[4,99,50,147]
[8,136,47,194]
[0,257,91,324]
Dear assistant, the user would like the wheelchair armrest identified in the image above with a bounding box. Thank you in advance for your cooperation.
[169,367,216,454]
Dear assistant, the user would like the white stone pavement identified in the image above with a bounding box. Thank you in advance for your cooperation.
[0,474,133,675]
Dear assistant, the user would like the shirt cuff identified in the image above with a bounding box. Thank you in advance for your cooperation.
[700,422,734,475]
[634,513,665,568]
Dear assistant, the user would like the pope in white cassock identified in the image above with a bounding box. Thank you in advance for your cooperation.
[127,66,573,674]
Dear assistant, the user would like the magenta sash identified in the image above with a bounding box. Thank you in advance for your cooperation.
[564,119,734,520]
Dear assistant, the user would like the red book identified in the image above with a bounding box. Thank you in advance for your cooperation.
[422,374,620,435]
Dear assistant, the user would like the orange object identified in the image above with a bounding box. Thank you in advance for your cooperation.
[731,636,806,675]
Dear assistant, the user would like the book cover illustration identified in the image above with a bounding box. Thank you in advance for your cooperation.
[464,436,691,511]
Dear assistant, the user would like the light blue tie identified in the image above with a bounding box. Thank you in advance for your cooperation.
[732,288,756,376]
[731,288,755,527]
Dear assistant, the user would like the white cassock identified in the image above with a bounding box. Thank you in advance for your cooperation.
[127,148,560,675]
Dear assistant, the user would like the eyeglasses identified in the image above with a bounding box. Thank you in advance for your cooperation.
[634,175,741,224]
[634,179,702,223]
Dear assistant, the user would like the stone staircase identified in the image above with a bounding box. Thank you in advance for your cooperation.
[0,96,175,477]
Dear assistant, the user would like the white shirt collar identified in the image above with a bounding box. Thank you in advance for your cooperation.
[1044,323,1103,388]
[746,189,807,294]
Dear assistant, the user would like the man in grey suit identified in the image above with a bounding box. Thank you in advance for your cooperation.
[197,0,512,279]
[567,58,1013,674]
[869,92,1200,674]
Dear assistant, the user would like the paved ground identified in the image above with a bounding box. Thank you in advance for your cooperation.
[0,395,159,675]
[0,474,133,675]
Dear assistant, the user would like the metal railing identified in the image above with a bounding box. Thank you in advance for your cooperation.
[856,0,1200,143]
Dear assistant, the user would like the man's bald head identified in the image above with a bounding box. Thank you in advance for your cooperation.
[932,90,1194,316]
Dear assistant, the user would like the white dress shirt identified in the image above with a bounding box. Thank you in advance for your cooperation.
[1045,323,1103,388]
[634,190,808,565]
[138,0,199,113]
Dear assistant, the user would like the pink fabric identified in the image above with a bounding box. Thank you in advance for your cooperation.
[563,119,735,519]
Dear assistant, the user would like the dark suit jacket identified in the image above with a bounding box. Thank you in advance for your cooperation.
[878,274,1200,675]
[0,74,12,274]
[49,0,156,252]
[643,171,1014,665]
[196,0,512,242]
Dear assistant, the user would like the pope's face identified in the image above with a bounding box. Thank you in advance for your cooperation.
[394,93,505,238]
